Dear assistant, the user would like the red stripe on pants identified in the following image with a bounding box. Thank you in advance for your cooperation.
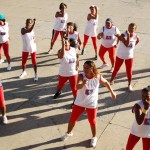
[112,56,133,80]
[0,86,5,108]
[0,41,10,59]
[69,104,97,126]
[51,30,63,45]
[57,75,78,98]
[22,51,37,67]
[126,133,150,150]
[83,34,97,49]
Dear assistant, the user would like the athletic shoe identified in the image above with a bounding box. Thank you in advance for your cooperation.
[94,55,97,60]
[34,74,38,81]
[110,68,114,73]
[53,91,62,99]
[128,85,133,91]
[0,59,4,64]
[19,71,27,79]
[7,64,12,71]
[61,132,73,141]
[2,116,8,124]
[90,137,97,147]
[100,63,109,69]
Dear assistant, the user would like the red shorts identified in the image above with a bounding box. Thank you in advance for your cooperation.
[0,86,5,108]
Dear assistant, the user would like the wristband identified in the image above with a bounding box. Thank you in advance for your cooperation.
[142,109,147,115]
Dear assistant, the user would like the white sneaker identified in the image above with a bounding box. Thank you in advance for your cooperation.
[7,64,12,71]
[0,59,4,64]
[34,74,38,81]
[90,137,97,147]
[110,68,114,73]
[2,116,8,124]
[100,63,109,69]
[19,71,27,79]
[61,132,73,141]
[128,85,133,91]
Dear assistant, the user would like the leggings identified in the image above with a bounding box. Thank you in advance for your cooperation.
[83,34,97,50]
[69,104,97,126]
[51,29,63,45]
[112,56,133,80]
[0,41,10,59]
[99,45,116,65]
[0,86,5,108]
[57,75,78,98]
[126,134,150,150]
[22,51,37,67]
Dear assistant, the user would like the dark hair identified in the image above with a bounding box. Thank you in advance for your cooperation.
[0,19,5,22]
[26,18,32,24]
[84,61,99,77]
[67,22,78,31]
[59,3,67,10]
[142,86,150,93]
[69,38,76,48]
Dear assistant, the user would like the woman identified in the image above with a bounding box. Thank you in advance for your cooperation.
[19,18,38,81]
[110,23,139,91]
[48,3,68,53]
[0,13,11,70]
[97,18,120,72]
[0,80,8,124]
[53,37,79,105]
[66,22,82,51]
[61,61,116,147]
[126,87,150,150]
[82,5,98,60]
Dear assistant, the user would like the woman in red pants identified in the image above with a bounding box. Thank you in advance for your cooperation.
[110,23,139,91]
[97,18,120,72]
[126,87,150,150]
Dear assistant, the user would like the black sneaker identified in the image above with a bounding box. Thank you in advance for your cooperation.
[94,55,97,60]
[81,49,84,55]
[53,91,61,99]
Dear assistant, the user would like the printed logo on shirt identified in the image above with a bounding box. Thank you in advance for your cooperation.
[144,118,150,125]
[61,19,65,23]
[128,43,133,48]
[93,22,97,26]
[85,89,93,95]
[69,58,75,64]
[106,36,112,40]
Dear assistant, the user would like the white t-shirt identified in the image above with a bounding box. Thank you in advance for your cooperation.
[117,32,137,59]
[68,31,78,44]
[53,13,68,31]
[0,22,9,44]
[21,30,37,53]
[131,100,150,138]
[84,17,98,37]
[99,26,120,48]
[75,72,100,108]
[59,47,78,76]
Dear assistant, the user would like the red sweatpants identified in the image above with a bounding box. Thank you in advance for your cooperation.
[69,104,97,126]
[0,41,10,59]
[57,75,78,98]
[22,51,37,67]
[99,45,116,66]
[83,34,97,50]
[51,30,63,45]
[0,86,5,108]
[126,134,150,150]
[112,56,133,80]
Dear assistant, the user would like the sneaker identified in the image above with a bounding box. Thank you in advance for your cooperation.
[2,116,8,124]
[128,85,133,91]
[53,91,62,99]
[61,132,73,141]
[19,71,27,79]
[90,137,97,147]
[7,64,12,71]
[34,74,38,81]
[100,63,109,69]
[0,59,4,64]
[94,55,97,60]
[81,49,85,55]
[110,68,114,73]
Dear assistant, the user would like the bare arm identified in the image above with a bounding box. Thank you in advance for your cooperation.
[120,31,130,47]
[57,39,65,58]
[135,36,140,46]
[97,32,104,40]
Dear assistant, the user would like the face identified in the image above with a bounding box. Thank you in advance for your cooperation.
[128,25,136,34]
[83,63,93,75]
[26,19,33,29]
[142,91,150,102]
[0,20,4,25]
[106,22,112,28]
[90,7,95,14]
[67,25,74,33]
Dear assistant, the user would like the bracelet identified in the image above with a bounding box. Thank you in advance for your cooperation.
[142,109,147,115]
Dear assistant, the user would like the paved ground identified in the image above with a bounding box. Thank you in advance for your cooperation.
[0,0,150,150]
